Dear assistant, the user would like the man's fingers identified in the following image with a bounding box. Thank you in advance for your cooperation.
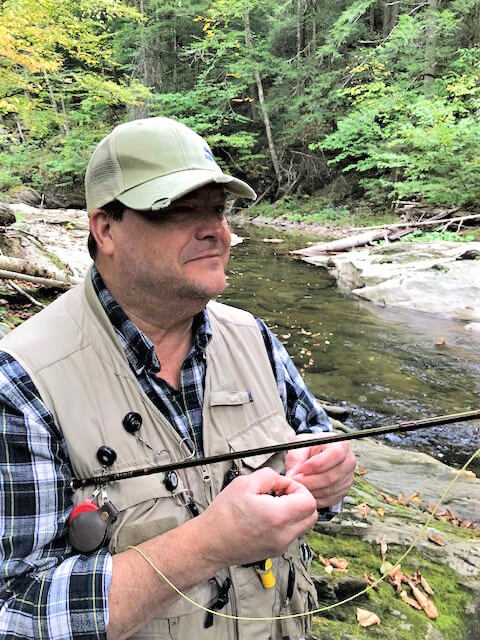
[294,442,356,477]
[285,446,310,478]
[246,467,290,494]
[292,462,355,492]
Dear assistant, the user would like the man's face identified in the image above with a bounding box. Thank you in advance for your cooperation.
[109,184,231,303]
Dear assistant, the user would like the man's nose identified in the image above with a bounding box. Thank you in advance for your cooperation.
[195,210,226,238]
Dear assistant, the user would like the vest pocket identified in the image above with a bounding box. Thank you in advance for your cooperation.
[227,413,296,475]
[107,475,189,554]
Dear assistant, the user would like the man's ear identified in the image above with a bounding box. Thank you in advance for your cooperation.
[89,208,115,257]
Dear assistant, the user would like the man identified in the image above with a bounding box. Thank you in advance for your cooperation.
[0,117,355,640]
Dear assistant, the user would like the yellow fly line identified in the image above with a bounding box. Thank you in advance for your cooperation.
[128,446,480,622]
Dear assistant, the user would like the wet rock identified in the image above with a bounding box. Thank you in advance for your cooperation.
[300,242,480,321]
[11,187,42,206]
[350,438,480,521]
[465,322,480,333]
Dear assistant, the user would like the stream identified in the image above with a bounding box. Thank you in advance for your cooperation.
[219,226,480,473]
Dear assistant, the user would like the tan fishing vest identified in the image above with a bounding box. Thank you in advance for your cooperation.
[0,270,318,640]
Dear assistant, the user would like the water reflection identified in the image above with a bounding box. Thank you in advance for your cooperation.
[219,228,480,472]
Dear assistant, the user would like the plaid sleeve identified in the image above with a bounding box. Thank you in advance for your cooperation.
[0,351,112,640]
[255,319,343,520]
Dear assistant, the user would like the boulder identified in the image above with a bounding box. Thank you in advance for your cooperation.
[301,242,480,322]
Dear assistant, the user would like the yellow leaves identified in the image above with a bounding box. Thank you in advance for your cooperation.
[356,607,381,627]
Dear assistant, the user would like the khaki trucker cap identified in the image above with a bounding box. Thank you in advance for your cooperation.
[85,117,256,213]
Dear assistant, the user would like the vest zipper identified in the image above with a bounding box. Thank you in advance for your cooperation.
[227,567,240,640]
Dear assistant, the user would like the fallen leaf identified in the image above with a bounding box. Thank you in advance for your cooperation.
[446,507,458,521]
[406,491,419,501]
[419,575,434,596]
[329,557,348,571]
[380,561,394,575]
[388,569,403,593]
[397,493,409,506]
[388,564,402,579]
[377,507,385,517]
[319,556,330,567]
[380,535,388,561]
[324,565,333,575]
[428,534,446,546]
[357,468,368,475]
[435,337,446,346]
[400,590,422,610]
[364,573,379,589]
[380,492,397,504]
[410,583,439,619]
[357,503,370,519]
[461,519,472,529]
[461,469,476,479]
[356,607,381,627]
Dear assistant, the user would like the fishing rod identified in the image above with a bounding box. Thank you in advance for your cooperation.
[72,409,480,489]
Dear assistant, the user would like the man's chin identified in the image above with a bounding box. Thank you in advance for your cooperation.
[178,278,227,301]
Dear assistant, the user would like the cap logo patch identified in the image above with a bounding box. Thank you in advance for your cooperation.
[204,145,215,162]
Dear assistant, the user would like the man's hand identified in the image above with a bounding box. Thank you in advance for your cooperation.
[285,433,356,509]
[198,468,318,567]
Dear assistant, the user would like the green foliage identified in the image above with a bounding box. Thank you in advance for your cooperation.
[399,230,475,243]
[1,0,480,212]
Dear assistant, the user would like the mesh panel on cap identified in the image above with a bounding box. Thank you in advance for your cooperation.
[85,132,124,212]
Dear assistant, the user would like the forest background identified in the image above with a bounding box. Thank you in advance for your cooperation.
[1,0,480,220]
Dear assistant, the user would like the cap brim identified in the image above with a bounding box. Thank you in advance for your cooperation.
[117,169,256,211]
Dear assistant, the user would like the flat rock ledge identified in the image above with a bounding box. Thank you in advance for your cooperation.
[299,241,480,322]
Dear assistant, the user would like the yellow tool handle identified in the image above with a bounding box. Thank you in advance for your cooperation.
[255,557,276,589]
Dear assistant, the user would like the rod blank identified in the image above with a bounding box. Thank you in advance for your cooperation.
[72,409,480,489]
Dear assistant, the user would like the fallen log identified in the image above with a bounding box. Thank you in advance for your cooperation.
[292,230,389,256]
[0,270,79,290]
[0,256,79,285]
[347,212,480,232]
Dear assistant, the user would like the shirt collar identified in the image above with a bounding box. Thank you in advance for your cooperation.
[91,265,212,374]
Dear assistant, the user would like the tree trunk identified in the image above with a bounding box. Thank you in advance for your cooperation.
[424,0,438,90]
[243,9,282,186]
[43,72,69,134]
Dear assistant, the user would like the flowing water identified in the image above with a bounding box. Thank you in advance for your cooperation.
[219,226,480,473]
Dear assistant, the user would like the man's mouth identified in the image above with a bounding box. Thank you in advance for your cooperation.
[189,251,222,261]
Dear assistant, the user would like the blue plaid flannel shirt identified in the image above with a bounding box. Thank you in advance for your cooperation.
[0,266,338,640]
